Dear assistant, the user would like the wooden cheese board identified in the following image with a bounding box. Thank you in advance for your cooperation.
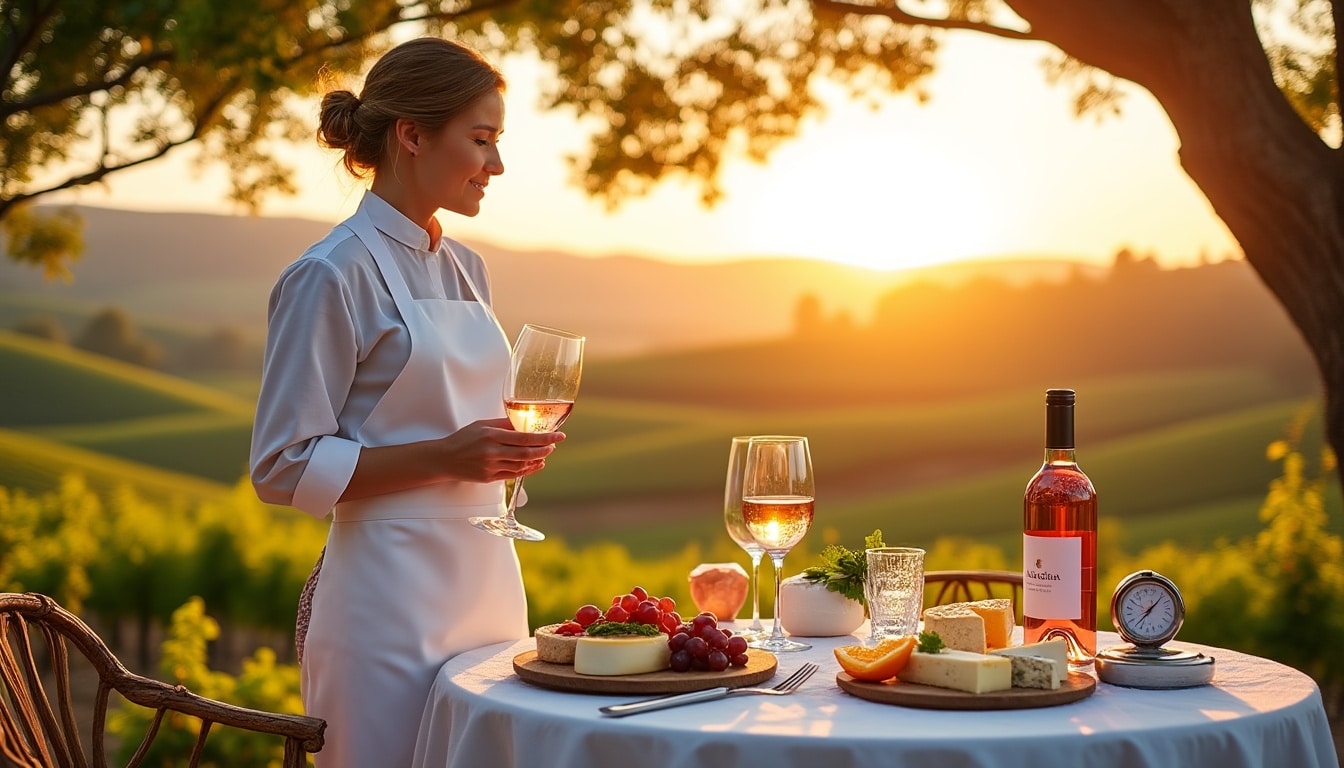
[836,670,1097,710]
[513,650,778,695]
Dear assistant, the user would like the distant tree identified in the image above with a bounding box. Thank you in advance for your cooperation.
[12,315,66,344]
[6,0,1344,486]
[793,293,825,337]
[74,307,162,368]
[176,326,255,373]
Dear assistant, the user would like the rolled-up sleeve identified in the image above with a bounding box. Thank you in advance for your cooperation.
[250,257,363,519]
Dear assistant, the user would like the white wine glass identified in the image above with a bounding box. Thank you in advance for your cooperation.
[723,436,767,641]
[742,435,814,653]
[469,323,584,541]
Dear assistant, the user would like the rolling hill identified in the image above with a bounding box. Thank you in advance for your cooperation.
[3,326,1336,563]
[0,205,1099,360]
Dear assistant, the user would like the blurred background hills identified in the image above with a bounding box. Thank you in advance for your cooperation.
[0,205,1333,563]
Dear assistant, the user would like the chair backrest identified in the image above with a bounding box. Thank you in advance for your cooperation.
[0,592,324,768]
[923,570,1024,621]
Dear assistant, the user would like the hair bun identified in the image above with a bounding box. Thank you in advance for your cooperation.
[317,90,362,150]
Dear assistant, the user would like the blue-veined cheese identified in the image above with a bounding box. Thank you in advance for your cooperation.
[897,649,1011,693]
[990,638,1067,690]
[574,635,671,676]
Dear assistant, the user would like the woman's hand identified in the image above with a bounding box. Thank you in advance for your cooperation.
[339,418,565,503]
[436,417,565,483]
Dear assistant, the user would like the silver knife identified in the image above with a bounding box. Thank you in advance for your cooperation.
[598,686,732,717]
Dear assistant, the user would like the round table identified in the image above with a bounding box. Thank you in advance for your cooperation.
[411,626,1338,768]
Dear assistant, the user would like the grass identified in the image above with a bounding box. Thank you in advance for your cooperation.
[0,426,231,505]
[3,328,1338,565]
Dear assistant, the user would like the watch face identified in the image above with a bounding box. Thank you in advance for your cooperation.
[1118,581,1180,645]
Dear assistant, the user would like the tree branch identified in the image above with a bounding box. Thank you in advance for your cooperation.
[0,135,189,221]
[1334,0,1343,155]
[2,49,176,118]
[812,0,1041,41]
[1,0,59,93]
[274,0,519,71]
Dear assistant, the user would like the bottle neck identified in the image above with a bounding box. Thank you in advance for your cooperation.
[1044,399,1075,462]
[1043,447,1078,466]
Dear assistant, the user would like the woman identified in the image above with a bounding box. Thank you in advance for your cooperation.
[249,37,562,768]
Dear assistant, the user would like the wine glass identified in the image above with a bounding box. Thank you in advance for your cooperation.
[723,436,767,641]
[741,435,814,653]
[469,323,584,541]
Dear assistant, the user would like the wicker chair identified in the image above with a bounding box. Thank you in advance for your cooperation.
[924,570,1024,621]
[0,592,324,768]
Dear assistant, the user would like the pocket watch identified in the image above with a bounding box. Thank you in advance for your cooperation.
[1095,570,1215,689]
[1113,569,1184,647]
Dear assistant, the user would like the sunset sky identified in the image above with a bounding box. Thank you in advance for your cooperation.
[50,33,1240,273]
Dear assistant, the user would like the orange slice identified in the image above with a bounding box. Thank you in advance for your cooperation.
[834,636,916,682]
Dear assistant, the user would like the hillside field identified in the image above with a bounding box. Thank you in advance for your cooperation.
[3,329,1337,565]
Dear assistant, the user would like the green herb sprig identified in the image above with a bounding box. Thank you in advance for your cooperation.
[916,631,946,654]
[585,621,663,637]
[801,529,885,605]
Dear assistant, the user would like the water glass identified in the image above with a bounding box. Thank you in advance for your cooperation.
[864,547,926,645]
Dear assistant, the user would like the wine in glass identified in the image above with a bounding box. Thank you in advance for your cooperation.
[723,436,767,641]
[469,323,584,541]
[742,435,814,653]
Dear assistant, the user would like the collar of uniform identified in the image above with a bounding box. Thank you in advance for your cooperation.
[358,191,433,253]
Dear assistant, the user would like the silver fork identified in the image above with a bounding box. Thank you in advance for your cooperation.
[598,662,820,717]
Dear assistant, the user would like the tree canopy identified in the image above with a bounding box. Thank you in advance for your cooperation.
[5,0,1344,483]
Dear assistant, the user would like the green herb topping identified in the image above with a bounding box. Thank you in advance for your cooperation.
[916,631,946,654]
[801,529,886,605]
[584,621,662,637]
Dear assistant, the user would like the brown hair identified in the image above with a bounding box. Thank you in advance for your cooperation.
[317,38,505,178]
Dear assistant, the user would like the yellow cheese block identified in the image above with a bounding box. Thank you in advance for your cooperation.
[921,605,986,654]
[574,635,671,676]
[964,599,1015,650]
[897,649,1012,694]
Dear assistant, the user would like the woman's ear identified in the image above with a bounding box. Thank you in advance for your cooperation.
[393,118,421,157]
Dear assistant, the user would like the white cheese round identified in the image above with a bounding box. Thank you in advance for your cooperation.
[573,635,671,676]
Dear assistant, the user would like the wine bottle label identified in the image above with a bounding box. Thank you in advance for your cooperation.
[1022,534,1083,620]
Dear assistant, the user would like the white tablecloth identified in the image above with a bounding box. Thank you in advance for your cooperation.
[412,626,1339,768]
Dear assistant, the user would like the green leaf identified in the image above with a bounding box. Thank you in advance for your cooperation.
[800,529,885,606]
[916,631,946,654]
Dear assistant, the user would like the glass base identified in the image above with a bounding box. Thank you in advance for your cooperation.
[731,625,770,642]
[748,636,811,653]
[468,515,546,542]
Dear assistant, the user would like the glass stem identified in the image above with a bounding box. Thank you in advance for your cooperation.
[749,551,764,631]
[768,552,787,643]
[503,477,523,526]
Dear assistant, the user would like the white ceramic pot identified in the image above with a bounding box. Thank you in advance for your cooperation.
[778,574,865,637]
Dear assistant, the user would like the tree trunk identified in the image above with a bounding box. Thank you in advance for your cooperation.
[1006,0,1344,489]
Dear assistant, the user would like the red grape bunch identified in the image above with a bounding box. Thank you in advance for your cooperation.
[667,612,750,673]
[552,585,683,637]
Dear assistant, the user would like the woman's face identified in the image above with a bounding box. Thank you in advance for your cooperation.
[419,89,505,218]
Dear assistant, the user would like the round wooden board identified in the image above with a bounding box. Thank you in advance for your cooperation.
[513,650,778,695]
[836,670,1097,710]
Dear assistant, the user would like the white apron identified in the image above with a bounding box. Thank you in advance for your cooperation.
[301,207,529,768]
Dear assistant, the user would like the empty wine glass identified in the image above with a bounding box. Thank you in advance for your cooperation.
[742,435,814,653]
[469,323,584,541]
[723,436,767,641]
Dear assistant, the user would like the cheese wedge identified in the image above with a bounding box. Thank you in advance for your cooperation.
[990,638,1068,690]
[963,599,1015,650]
[573,635,671,676]
[897,649,1011,694]
[997,654,1061,690]
[921,605,986,654]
